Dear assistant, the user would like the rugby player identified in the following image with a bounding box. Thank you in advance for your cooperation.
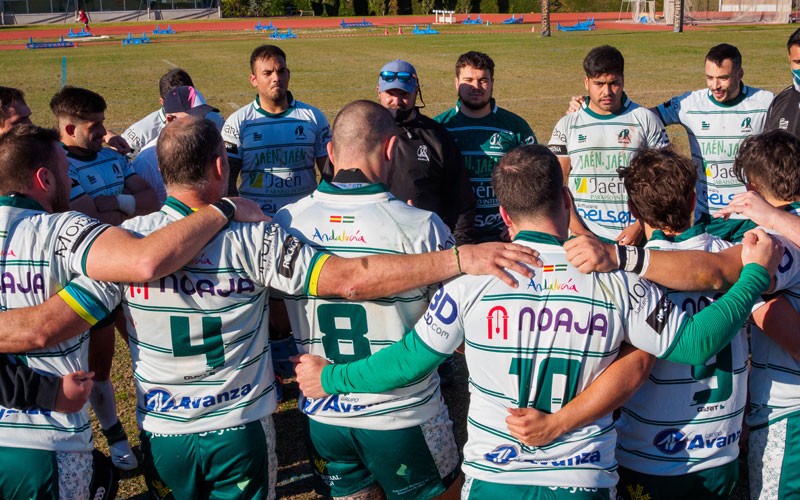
[435,51,536,243]
[550,45,669,245]
[52,85,163,470]
[0,124,268,500]
[123,68,224,156]
[222,44,330,216]
[0,86,32,133]
[117,116,536,500]
[275,100,461,499]
[294,144,778,498]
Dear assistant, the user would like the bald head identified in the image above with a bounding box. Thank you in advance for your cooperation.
[331,100,397,164]
[157,116,223,190]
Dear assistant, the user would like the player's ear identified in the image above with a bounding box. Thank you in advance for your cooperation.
[583,75,590,92]
[499,205,513,228]
[384,135,397,162]
[326,142,335,166]
[249,73,258,88]
[32,167,52,192]
[65,123,76,137]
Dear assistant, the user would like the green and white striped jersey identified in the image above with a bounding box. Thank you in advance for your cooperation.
[549,95,669,242]
[274,179,454,430]
[412,231,690,488]
[616,225,748,475]
[435,100,536,242]
[222,94,331,216]
[120,197,329,435]
[66,147,134,202]
[655,85,773,219]
[748,203,800,430]
[0,195,119,452]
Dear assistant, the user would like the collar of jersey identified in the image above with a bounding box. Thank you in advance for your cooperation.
[707,83,748,108]
[783,201,800,213]
[513,230,565,246]
[317,180,388,195]
[163,196,194,217]
[455,98,498,116]
[0,194,46,212]
[61,142,98,162]
[253,92,296,118]
[649,222,707,243]
[581,93,632,120]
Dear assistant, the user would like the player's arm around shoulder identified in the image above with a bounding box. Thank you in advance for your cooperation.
[638,106,670,148]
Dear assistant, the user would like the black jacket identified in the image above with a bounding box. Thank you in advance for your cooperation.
[765,85,800,138]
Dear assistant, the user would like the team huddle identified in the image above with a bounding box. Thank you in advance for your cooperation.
[1,26,800,500]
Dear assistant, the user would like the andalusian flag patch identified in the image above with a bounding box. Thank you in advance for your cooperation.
[542,264,568,272]
[329,215,355,224]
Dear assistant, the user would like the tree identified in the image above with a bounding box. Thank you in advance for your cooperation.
[541,0,550,36]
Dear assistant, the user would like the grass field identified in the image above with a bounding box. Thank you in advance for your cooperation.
[0,20,793,498]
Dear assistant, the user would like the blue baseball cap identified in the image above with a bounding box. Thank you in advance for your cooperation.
[378,60,418,94]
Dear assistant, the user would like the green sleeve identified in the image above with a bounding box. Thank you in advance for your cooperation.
[321,329,448,395]
[662,263,770,365]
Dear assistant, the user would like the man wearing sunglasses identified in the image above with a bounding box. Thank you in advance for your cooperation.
[435,51,536,244]
[376,59,477,245]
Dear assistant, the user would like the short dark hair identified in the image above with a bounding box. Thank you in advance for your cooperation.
[620,149,697,233]
[157,116,221,189]
[0,125,60,193]
[733,130,800,202]
[705,43,742,71]
[0,86,25,127]
[788,28,800,51]
[159,69,194,99]
[455,51,495,79]
[49,86,106,121]
[583,45,624,78]
[492,145,563,220]
[331,100,396,160]
[250,45,287,73]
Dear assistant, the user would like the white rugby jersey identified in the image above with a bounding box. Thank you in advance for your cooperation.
[655,85,773,218]
[616,225,748,475]
[130,141,167,205]
[222,93,331,216]
[66,147,134,202]
[549,95,669,241]
[748,203,800,429]
[413,230,690,488]
[120,197,329,435]
[0,195,119,452]
[274,179,454,430]
[123,103,225,156]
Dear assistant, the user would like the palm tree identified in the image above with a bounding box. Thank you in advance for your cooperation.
[541,0,550,36]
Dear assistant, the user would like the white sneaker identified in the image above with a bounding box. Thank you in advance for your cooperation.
[109,440,138,471]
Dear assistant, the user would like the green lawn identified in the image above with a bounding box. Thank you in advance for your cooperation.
[1,21,792,498]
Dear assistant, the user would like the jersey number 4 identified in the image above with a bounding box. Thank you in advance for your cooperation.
[170,316,225,370]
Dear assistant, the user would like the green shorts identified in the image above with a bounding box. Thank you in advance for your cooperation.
[462,475,614,500]
[0,447,99,500]
[306,408,460,499]
[749,413,800,500]
[617,461,737,500]
[141,417,274,500]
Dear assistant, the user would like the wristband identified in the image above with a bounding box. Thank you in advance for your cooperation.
[116,194,136,216]
[453,246,462,275]
[210,197,236,221]
[616,245,650,275]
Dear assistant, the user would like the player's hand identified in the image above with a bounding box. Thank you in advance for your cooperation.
[93,195,119,213]
[105,133,132,156]
[55,370,94,413]
[458,242,542,288]
[566,96,585,115]
[741,228,782,276]
[506,407,565,446]
[715,191,781,229]
[291,354,330,398]
[226,197,271,223]
[564,235,617,273]
[616,222,643,246]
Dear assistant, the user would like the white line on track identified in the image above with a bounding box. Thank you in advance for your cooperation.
[162,59,178,68]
